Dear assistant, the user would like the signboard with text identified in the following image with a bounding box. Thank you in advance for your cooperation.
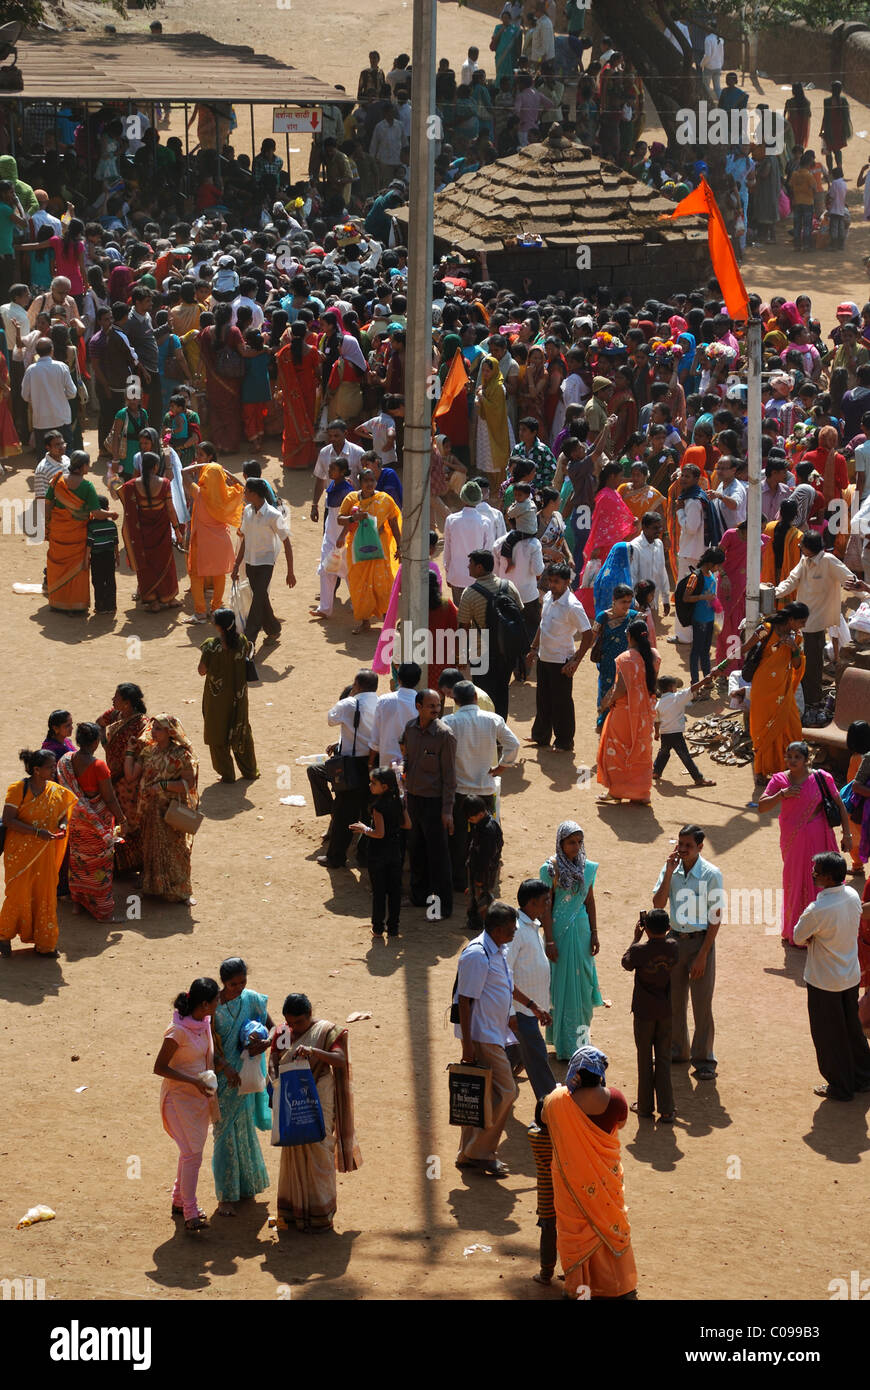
[272,107,321,134]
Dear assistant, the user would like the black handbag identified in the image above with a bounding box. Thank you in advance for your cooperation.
[814,771,842,828]
[323,701,364,792]
[0,778,29,856]
[245,655,259,683]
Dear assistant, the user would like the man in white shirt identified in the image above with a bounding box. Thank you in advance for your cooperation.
[505,878,557,1099]
[527,561,592,751]
[444,680,520,891]
[231,279,265,331]
[493,529,545,641]
[793,852,870,1101]
[775,531,868,713]
[529,6,555,65]
[369,108,404,186]
[460,47,481,87]
[1,282,32,442]
[315,669,380,869]
[673,463,706,643]
[30,189,62,238]
[476,477,507,542]
[443,481,493,602]
[369,661,421,765]
[311,421,365,518]
[232,478,295,650]
[395,89,412,142]
[21,338,77,455]
[32,430,69,499]
[628,512,671,616]
[701,31,725,98]
[709,455,747,528]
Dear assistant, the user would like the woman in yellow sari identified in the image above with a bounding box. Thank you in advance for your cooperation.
[337,467,401,635]
[0,749,77,956]
[473,355,513,490]
[182,449,245,622]
[543,1045,637,1300]
[749,602,808,785]
[268,992,361,1232]
[44,451,106,613]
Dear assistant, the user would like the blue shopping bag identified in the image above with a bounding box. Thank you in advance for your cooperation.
[271,1060,326,1147]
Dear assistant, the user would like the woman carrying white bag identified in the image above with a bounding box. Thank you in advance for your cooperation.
[211,957,275,1217]
[311,457,352,620]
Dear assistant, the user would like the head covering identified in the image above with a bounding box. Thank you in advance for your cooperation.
[836,301,859,318]
[549,820,587,892]
[668,314,688,337]
[565,1045,609,1090]
[778,301,802,328]
[195,461,245,527]
[593,540,632,613]
[769,371,793,395]
[592,375,613,392]
[339,333,367,372]
[478,355,511,476]
[150,713,195,756]
[460,480,482,505]
[438,332,463,383]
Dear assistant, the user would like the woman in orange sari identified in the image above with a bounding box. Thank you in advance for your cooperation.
[0,351,21,463]
[276,321,321,468]
[543,1045,637,1300]
[597,619,660,804]
[760,498,802,605]
[748,602,808,787]
[0,749,77,957]
[44,451,104,613]
[337,468,402,635]
[183,450,245,622]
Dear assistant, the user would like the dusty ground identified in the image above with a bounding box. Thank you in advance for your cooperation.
[0,2,868,1304]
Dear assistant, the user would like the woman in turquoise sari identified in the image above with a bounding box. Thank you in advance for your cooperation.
[491,10,521,85]
[212,956,274,1215]
[540,821,603,1061]
[591,583,638,728]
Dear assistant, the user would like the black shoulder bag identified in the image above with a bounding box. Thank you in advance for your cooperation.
[324,700,365,792]
[814,771,842,828]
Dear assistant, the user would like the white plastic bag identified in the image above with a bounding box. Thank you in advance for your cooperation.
[238,1048,266,1096]
[229,578,253,633]
[323,547,344,575]
[849,601,870,636]
[580,558,600,589]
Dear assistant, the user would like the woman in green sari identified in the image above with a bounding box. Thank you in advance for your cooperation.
[197,608,259,783]
[491,10,521,85]
[540,821,603,1061]
[44,451,110,613]
[212,957,274,1216]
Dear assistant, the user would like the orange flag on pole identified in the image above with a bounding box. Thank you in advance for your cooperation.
[664,177,749,323]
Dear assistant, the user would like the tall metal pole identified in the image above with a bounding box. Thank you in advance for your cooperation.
[398,0,436,686]
[744,316,763,627]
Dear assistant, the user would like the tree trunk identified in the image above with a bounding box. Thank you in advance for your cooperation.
[592,0,706,147]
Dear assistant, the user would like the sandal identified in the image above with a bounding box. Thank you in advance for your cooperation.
[658,1112,676,1123]
[630,1102,653,1117]
[184,1216,208,1233]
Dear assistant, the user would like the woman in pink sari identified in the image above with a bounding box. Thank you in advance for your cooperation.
[56,722,125,923]
[597,619,661,804]
[758,741,853,945]
[715,521,749,673]
[153,977,220,1234]
[578,464,637,619]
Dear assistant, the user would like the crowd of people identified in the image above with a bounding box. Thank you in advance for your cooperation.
[3,14,870,1298]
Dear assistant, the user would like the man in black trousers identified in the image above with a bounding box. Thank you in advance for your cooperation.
[400,688,456,921]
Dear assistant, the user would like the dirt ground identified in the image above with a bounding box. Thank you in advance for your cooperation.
[1,2,869,1304]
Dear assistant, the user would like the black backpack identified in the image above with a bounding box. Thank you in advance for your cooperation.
[673,567,700,628]
[472,581,530,667]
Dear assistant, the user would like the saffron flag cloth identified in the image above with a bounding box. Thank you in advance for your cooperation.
[663,178,749,323]
[433,347,469,446]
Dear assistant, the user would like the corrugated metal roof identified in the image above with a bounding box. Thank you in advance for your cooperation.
[0,31,344,104]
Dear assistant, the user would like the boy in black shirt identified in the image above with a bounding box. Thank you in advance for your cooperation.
[465,795,504,932]
[621,908,679,1122]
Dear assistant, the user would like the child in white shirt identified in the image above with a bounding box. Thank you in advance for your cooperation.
[653,675,717,786]
[359,393,401,465]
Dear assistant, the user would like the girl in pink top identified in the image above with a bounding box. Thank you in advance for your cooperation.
[153,977,220,1232]
[49,218,86,298]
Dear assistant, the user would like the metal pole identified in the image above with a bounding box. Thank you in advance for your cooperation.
[745,316,763,627]
[398,0,436,686]
[285,131,291,186]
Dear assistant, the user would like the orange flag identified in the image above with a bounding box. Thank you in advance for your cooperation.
[664,177,749,323]
[432,347,469,446]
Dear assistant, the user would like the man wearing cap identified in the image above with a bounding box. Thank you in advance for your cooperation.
[584,376,614,442]
[443,481,494,604]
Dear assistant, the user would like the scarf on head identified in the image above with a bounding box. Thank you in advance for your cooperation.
[339,332,368,373]
[549,819,587,892]
[479,354,511,474]
[438,333,463,383]
[197,461,244,527]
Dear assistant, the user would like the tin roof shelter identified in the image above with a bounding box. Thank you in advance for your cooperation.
[0,30,344,104]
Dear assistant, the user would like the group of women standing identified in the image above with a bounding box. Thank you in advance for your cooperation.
[153,965,360,1234]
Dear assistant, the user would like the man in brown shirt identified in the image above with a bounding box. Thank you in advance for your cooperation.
[400,688,456,921]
